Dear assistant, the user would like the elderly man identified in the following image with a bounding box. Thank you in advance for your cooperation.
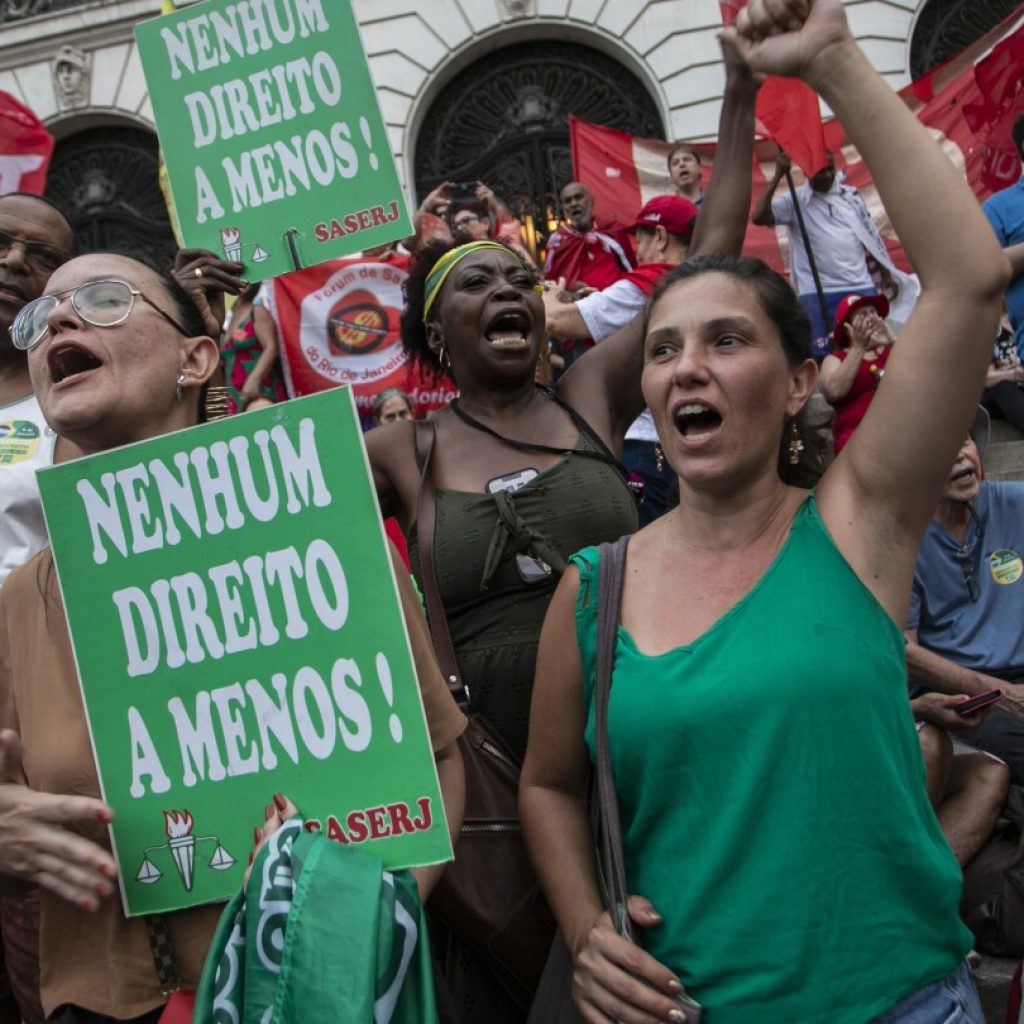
[0,192,76,584]
[544,181,632,291]
[906,412,1024,785]
[983,115,1024,360]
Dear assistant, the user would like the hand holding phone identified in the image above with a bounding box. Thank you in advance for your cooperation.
[952,689,1002,717]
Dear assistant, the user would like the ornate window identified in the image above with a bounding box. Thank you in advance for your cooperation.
[414,41,663,258]
[910,0,1020,78]
[0,0,96,26]
[45,126,178,270]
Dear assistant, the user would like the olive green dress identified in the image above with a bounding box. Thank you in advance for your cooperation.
[409,404,637,1022]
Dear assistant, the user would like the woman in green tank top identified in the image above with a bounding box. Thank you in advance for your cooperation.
[520,3,1010,1022]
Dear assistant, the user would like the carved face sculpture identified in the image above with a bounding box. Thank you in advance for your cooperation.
[54,47,87,105]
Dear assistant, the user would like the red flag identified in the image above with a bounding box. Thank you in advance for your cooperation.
[0,91,53,196]
[754,78,828,176]
[570,8,1024,276]
[265,253,456,426]
[718,3,827,175]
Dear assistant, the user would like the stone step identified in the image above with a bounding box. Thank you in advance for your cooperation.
[985,440,1024,481]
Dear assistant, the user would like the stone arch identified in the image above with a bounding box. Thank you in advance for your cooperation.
[44,121,177,268]
[908,0,1020,78]
[407,28,665,257]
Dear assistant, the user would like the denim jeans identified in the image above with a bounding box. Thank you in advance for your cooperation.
[871,962,984,1024]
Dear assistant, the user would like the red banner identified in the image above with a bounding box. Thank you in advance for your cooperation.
[0,91,53,196]
[267,253,456,426]
[570,11,1024,273]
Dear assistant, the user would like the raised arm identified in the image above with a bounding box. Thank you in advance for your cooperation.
[751,152,789,227]
[688,39,761,260]
[729,0,1010,620]
[520,569,685,1022]
[559,43,760,447]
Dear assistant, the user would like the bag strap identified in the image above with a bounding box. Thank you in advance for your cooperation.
[593,535,632,941]
[414,419,470,709]
[145,913,182,996]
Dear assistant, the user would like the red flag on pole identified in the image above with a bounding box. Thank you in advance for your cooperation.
[718,0,827,175]
[0,91,53,196]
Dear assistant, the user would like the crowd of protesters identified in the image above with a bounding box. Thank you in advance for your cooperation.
[3,0,1024,1022]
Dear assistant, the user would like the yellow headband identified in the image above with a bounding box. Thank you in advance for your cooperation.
[422,241,519,324]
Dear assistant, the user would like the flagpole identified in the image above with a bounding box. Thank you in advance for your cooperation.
[783,168,830,351]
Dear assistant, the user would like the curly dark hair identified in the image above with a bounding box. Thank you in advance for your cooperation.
[400,239,534,382]
[642,254,826,487]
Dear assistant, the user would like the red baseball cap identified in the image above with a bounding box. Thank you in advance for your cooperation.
[833,292,890,346]
[633,195,699,240]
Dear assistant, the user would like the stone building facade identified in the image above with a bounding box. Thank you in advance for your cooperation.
[0,0,1013,262]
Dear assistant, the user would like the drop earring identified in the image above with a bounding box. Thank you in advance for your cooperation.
[788,420,804,465]
[654,443,665,473]
[175,373,186,402]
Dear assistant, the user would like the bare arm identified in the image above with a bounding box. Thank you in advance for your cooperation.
[688,42,761,260]
[818,351,862,404]
[364,419,414,522]
[412,739,464,900]
[729,0,1010,622]
[751,153,789,227]
[905,628,1024,722]
[543,282,592,340]
[1004,241,1024,277]
[240,304,280,406]
[558,46,760,449]
[520,569,685,1022]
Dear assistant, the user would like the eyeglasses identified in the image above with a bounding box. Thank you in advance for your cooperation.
[954,545,980,602]
[10,278,192,351]
[0,228,69,275]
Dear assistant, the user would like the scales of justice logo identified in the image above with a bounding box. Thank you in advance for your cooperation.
[136,809,236,891]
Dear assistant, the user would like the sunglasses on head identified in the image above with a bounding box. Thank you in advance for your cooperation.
[9,278,191,351]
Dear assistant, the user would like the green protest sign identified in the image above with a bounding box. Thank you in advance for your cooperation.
[134,0,411,278]
[37,389,451,917]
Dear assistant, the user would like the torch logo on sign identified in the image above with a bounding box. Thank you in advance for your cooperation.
[135,809,236,891]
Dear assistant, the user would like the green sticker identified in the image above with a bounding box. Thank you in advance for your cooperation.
[989,549,1023,585]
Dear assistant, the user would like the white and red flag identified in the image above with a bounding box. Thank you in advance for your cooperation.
[264,252,456,427]
[0,91,53,196]
[569,8,1024,277]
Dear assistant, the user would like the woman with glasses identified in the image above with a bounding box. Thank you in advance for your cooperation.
[0,253,467,1023]
[521,2,1007,1021]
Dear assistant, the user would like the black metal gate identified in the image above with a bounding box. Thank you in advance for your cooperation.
[414,40,664,258]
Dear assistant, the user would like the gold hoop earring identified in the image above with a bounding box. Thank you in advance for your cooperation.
[654,443,665,473]
[439,345,451,372]
[788,420,804,465]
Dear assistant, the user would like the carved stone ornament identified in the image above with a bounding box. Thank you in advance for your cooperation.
[501,0,534,17]
[53,44,90,109]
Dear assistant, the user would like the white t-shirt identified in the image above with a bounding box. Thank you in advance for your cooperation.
[575,278,658,443]
[771,181,875,294]
[0,392,56,584]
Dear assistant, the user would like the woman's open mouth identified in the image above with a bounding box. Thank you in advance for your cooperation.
[484,311,531,351]
[673,402,723,444]
[49,343,102,386]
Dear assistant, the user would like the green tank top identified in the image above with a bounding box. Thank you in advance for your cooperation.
[572,495,970,1023]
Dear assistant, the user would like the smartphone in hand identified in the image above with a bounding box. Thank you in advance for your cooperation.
[953,689,1002,717]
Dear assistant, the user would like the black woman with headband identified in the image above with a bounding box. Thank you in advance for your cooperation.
[365,43,761,1023]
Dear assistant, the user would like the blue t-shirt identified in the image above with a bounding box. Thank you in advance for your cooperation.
[983,175,1024,357]
[909,481,1024,674]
